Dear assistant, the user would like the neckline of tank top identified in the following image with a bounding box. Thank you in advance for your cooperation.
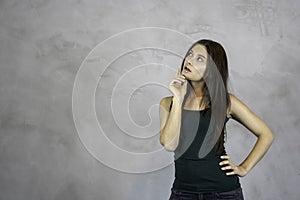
[183,107,230,120]
[182,107,211,111]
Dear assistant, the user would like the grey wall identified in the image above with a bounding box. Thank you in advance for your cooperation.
[1,0,300,200]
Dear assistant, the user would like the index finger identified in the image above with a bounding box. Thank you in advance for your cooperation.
[177,68,182,75]
[176,68,179,75]
[174,68,179,77]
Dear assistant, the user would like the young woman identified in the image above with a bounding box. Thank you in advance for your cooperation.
[159,39,274,200]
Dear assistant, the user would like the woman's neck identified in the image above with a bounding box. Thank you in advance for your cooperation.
[184,79,208,109]
[190,79,205,97]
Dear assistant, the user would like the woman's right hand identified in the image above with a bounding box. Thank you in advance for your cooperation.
[169,68,187,104]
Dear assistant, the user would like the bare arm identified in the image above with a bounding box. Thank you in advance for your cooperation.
[159,96,183,151]
[159,68,187,152]
[220,93,275,176]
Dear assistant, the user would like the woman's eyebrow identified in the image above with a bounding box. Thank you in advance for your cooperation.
[197,54,206,59]
[198,54,206,59]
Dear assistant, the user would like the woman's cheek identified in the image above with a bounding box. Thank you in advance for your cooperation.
[195,67,205,76]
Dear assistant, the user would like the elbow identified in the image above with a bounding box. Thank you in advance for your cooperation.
[159,133,177,152]
[260,131,275,144]
[164,144,177,152]
[267,129,275,143]
[163,145,177,152]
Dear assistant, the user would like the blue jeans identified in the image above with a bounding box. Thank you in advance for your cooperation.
[169,187,244,200]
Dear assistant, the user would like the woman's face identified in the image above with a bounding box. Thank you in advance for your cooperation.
[182,44,208,81]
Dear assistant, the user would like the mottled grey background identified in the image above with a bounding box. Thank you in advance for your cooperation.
[1,0,300,200]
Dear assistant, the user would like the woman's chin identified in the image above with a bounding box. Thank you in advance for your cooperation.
[182,73,190,80]
[182,72,195,80]
[182,71,191,77]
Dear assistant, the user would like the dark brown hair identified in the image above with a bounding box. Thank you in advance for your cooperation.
[180,39,231,151]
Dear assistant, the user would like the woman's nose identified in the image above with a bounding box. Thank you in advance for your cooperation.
[186,59,192,65]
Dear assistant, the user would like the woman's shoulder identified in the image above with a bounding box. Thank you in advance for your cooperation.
[160,96,173,111]
[227,92,236,119]
[227,92,245,119]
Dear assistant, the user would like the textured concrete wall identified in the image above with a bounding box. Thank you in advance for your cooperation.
[0,0,299,200]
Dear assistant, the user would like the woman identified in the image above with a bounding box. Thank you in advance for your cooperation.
[159,39,274,200]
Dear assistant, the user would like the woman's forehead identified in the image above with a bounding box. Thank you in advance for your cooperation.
[190,44,206,54]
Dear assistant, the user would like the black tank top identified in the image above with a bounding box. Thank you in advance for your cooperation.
[170,102,241,193]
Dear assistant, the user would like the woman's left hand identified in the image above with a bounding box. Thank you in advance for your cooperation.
[219,155,249,177]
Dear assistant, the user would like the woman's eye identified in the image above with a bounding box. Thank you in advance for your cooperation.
[197,57,203,62]
[188,52,192,56]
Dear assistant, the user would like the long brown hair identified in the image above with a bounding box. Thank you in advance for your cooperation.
[180,39,231,152]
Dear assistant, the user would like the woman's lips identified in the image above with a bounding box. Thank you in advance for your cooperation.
[184,66,191,72]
